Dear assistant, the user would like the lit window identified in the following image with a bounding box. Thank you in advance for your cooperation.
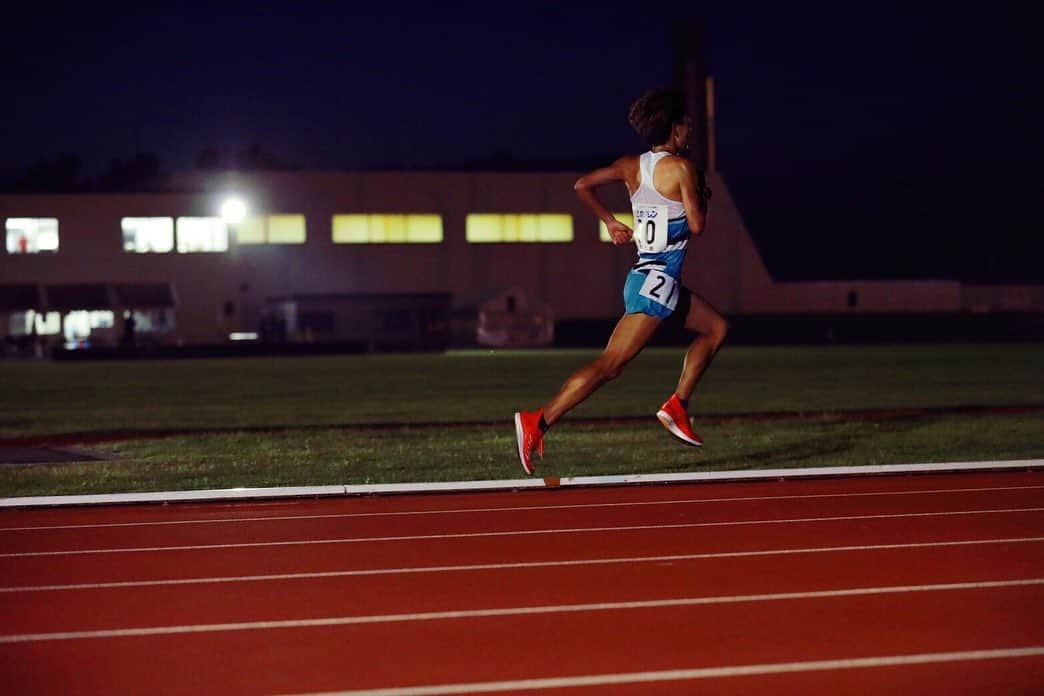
[8,310,61,336]
[122,218,174,253]
[333,214,443,243]
[61,310,114,348]
[176,217,229,253]
[5,218,59,253]
[235,217,266,244]
[268,215,306,244]
[90,311,115,329]
[599,212,635,242]
[466,214,573,243]
[235,215,306,244]
[38,311,62,335]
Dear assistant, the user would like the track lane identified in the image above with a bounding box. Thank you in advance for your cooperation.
[3,474,1043,555]
[1,584,1041,694]
[2,508,1042,586]
[4,487,1044,554]
[282,652,1044,695]
[2,538,1043,634]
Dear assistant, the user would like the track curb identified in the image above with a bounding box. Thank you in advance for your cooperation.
[2,459,1042,509]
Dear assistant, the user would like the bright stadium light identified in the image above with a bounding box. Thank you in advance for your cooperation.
[220,197,248,225]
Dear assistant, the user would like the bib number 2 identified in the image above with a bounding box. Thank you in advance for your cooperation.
[633,204,669,253]
[639,270,679,311]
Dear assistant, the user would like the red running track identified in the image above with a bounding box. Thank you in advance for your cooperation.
[1,470,1043,694]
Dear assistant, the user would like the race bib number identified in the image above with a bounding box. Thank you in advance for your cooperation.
[638,270,679,311]
[633,204,669,253]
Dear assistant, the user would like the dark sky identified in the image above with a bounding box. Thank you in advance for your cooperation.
[3,1,1042,281]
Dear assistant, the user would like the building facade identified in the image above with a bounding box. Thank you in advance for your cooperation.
[1,169,1039,351]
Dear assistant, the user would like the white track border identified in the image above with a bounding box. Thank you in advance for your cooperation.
[2,460,1041,509]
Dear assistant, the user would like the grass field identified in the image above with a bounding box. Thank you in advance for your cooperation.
[1,344,1043,496]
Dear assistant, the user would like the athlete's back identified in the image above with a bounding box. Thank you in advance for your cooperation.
[626,152,686,207]
[626,150,691,283]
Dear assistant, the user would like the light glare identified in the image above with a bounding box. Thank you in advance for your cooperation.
[220,197,248,224]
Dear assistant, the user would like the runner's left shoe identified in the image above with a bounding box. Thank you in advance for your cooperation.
[513,410,545,475]
[656,394,703,447]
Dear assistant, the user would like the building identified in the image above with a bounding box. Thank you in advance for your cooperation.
[3,166,1041,353]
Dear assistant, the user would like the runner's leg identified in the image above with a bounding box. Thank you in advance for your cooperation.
[543,312,661,425]
[675,291,728,401]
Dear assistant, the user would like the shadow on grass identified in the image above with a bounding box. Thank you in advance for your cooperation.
[704,434,855,470]
[699,417,925,471]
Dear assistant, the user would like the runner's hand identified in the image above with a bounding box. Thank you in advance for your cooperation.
[607,219,632,245]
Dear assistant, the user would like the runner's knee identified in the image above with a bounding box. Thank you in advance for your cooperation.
[686,307,728,343]
[708,316,728,346]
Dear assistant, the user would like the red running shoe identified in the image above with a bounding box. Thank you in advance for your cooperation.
[656,394,703,447]
[513,410,545,475]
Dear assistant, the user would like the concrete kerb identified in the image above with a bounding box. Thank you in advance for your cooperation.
[1,459,1042,509]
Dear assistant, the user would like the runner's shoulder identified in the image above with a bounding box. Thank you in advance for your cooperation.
[613,154,640,174]
[658,154,694,178]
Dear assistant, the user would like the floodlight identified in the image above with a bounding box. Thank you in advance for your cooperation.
[220,197,248,225]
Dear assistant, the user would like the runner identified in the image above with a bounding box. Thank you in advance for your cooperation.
[514,87,725,475]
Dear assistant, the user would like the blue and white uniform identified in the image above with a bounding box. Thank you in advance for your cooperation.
[622,151,691,319]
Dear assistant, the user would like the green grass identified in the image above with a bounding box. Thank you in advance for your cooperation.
[2,344,1043,437]
[1,344,1042,497]
[2,413,1042,497]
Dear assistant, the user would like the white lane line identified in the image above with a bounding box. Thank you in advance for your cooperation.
[2,578,1042,644]
[287,646,1044,695]
[3,536,1043,593]
[5,485,1043,532]
[4,507,1039,559]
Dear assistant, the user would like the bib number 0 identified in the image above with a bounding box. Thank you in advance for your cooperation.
[638,270,679,311]
[633,204,669,253]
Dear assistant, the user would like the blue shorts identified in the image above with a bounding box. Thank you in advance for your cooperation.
[623,268,690,320]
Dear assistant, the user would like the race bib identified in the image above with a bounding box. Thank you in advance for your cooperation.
[638,270,679,311]
[633,204,669,253]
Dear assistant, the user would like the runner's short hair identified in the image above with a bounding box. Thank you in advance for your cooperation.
[628,88,686,147]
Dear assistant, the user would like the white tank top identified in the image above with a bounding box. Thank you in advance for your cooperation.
[630,151,686,220]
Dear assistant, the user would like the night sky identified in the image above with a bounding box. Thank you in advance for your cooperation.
[3,1,1042,281]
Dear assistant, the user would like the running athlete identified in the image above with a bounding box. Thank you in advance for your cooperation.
[514,87,727,475]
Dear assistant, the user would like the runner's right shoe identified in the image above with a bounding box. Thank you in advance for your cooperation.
[513,410,544,475]
[656,394,703,447]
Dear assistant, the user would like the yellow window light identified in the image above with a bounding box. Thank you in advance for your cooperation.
[466,214,573,243]
[465,214,502,243]
[333,214,444,243]
[266,215,306,244]
[537,214,573,242]
[235,216,266,244]
[332,215,369,243]
[375,215,407,243]
[406,215,443,242]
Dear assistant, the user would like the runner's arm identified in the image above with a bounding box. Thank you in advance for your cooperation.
[675,158,708,236]
[575,159,632,244]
